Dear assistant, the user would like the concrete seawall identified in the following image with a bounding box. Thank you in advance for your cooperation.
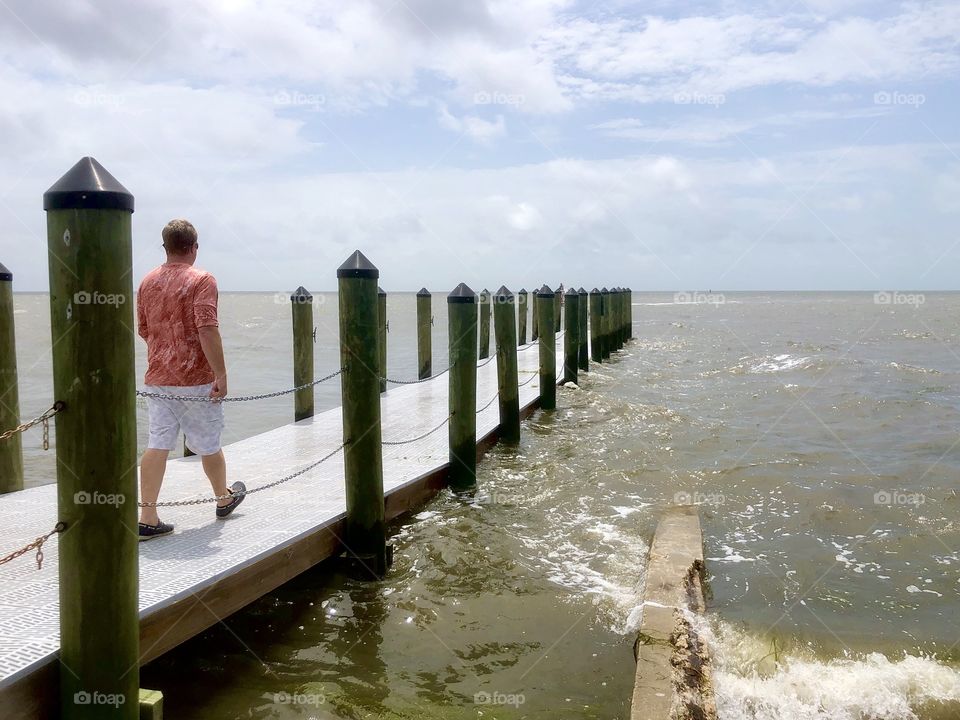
[631,506,716,720]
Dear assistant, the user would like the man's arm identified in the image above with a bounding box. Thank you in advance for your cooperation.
[198,326,227,399]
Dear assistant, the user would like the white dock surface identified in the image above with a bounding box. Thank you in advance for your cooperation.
[0,338,562,687]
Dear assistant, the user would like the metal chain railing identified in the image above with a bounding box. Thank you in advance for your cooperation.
[0,522,65,570]
[135,368,343,403]
[477,355,495,368]
[476,391,499,414]
[518,370,539,387]
[382,414,451,446]
[138,442,347,507]
[0,402,65,451]
[381,364,452,385]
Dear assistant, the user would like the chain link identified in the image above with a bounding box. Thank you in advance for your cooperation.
[0,522,65,570]
[382,415,451,446]
[477,355,495,368]
[139,442,347,507]
[136,368,343,403]
[0,402,64,448]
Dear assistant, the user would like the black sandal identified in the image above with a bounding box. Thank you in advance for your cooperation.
[216,481,246,518]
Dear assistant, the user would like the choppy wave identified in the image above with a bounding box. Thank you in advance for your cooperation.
[704,619,960,720]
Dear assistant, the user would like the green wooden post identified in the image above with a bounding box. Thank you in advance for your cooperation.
[589,288,602,363]
[291,286,314,421]
[531,288,539,341]
[600,288,611,360]
[493,286,520,443]
[183,438,194,457]
[44,157,140,719]
[0,262,23,493]
[577,287,589,372]
[537,285,556,410]
[553,284,562,333]
[617,287,627,350]
[338,251,387,578]
[377,287,387,393]
[627,287,633,340]
[138,689,163,720]
[478,288,491,360]
[563,288,579,385]
[517,288,528,346]
[448,283,477,491]
[416,288,432,379]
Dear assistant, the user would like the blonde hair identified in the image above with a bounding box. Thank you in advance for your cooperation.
[162,219,198,255]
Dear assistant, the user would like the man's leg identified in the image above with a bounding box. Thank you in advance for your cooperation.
[200,450,232,508]
[139,448,170,526]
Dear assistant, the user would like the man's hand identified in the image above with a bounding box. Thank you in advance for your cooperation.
[210,375,228,400]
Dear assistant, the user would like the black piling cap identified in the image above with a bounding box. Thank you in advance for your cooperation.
[578,287,587,294]
[480,288,490,299]
[494,285,513,300]
[564,287,578,297]
[591,287,600,294]
[448,282,477,303]
[337,250,379,279]
[601,287,609,293]
[0,262,11,282]
[290,286,312,302]
[554,284,563,293]
[378,286,386,297]
[538,284,555,298]
[519,287,527,294]
[417,287,431,297]
[43,156,134,212]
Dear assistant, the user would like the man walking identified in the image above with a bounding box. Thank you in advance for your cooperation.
[136,219,245,540]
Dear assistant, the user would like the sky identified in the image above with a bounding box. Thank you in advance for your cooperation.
[0,0,958,292]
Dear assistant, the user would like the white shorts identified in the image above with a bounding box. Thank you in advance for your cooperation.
[146,383,225,456]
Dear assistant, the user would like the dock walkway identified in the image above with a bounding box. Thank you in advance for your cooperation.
[0,336,561,715]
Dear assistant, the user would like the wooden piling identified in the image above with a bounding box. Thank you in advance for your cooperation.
[448,283,478,490]
[291,286,314,421]
[531,288,539,341]
[616,288,625,350]
[416,288,431,380]
[563,288,579,385]
[577,287,588,372]
[338,251,386,578]
[183,438,195,458]
[589,288,602,363]
[43,156,140,719]
[517,288,528,346]
[493,286,520,443]
[627,287,633,340]
[478,288,491,360]
[0,262,23,494]
[600,288,611,360]
[377,286,387,394]
[537,285,556,410]
[553,284,562,333]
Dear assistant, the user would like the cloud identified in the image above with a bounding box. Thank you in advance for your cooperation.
[438,104,507,144]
